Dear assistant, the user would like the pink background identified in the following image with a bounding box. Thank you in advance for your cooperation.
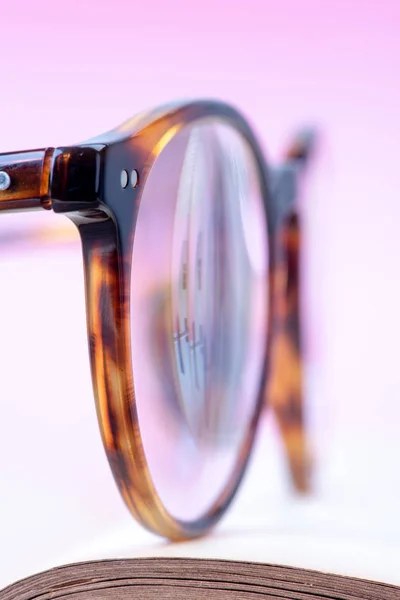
[1,0,399,587]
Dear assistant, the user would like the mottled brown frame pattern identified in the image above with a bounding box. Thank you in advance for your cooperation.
[267,210,311,492]
[0,100,310,539]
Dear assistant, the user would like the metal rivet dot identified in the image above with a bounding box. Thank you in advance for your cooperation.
[0,171,11,191]
[131,169,139,188]
[120,169,129,189]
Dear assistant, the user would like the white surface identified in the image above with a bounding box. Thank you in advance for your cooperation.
[54,418,400,587]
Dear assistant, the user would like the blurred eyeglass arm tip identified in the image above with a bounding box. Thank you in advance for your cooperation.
[266,127,318,496]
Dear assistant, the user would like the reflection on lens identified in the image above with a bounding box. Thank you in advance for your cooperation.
[130,119,268,522]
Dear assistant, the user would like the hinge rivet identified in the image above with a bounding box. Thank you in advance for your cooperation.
[0,171,11,191]
[131,169,139,188]
[120,170,129,189]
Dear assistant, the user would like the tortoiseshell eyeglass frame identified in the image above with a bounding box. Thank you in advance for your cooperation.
[0,100,313,540]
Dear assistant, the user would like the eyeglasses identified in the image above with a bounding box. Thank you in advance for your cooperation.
[0,100,313,540]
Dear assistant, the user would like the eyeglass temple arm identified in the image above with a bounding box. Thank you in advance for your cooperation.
[0,149,54,212]
[0,145,103,217]
[267,128,316,494]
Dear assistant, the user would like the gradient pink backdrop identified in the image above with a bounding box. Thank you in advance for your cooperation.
[0,0,399,587]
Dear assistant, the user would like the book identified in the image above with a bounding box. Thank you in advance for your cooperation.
[1,557,399,600]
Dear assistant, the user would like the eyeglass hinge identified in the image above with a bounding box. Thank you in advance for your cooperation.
[50,145,105,214]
